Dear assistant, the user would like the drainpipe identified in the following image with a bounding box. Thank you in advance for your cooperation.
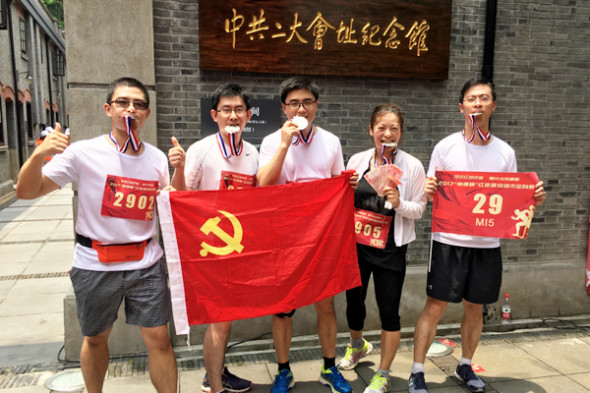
[45,35,54,125]
[482,0,498,80]
[7,0,25,166]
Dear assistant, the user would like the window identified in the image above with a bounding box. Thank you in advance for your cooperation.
[53,50,65,76]
[0,0,8,30]
[19,18,26,54]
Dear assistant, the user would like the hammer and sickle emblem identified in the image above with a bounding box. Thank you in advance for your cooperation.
[200,210,244,257]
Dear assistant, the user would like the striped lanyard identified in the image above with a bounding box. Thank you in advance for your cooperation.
[462,114,491,143]
[216,131,243,158]
[374,144,397,167]
[109,116,141,153]
[292,125,315,146]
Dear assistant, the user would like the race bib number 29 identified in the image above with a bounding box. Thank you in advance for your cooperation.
[101,175,158,221]
[432,171,538,239]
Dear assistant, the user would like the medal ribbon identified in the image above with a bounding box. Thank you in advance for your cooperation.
[109,116,142,153]
[374,144,397,167]
[463,114,491,144]
[216,131,243,159]
[292,125,315,146]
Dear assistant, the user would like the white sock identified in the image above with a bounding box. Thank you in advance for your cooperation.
[411,362,425,374]
[460,357,471,366]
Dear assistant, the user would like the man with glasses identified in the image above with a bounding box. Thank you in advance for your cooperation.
[257,77,352,393]
[15,77,177,393]
[168,83,257,393]
[407,78,546,393]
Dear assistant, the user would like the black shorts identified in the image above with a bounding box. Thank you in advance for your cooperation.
[427,241,502,304]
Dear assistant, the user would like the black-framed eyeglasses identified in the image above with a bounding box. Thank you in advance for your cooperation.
[111,98,149,110]
[217,107,247,116]
[285,99,316,110]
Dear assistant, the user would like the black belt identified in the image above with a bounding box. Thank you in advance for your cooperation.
[75,233,152,248]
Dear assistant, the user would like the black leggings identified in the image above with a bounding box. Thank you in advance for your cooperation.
[345,259,406,332]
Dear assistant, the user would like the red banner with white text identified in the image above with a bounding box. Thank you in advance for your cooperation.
[157,173,360,333]
[432,171,538,239]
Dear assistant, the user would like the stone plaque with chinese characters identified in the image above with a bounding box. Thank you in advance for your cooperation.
[199,1,451,79]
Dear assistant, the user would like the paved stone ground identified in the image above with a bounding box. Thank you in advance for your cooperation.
[2,325,589,390]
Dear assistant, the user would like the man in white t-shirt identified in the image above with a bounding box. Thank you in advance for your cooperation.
[168,83,257,393]
[257,77,353,393]
[408,78,546,393]
[15,77,177,393]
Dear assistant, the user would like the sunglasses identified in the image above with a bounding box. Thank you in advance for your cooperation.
[111,98,149,111]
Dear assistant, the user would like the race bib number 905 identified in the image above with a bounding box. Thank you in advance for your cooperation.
[354,209,392,249]
[101,175,158,221]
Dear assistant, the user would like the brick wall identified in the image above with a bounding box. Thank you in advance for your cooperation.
[152,0,590,268]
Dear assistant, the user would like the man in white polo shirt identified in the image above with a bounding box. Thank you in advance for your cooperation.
[168,83,257,393]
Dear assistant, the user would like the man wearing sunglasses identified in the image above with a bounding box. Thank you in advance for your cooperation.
[16,77,177,393]
[168,83,257,393]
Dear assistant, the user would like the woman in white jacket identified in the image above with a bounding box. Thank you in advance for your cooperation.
[337,103,427,393]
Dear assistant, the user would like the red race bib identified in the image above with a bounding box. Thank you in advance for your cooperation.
[354,209,392,249]
[101,175,158,221]
[218,170,256,190]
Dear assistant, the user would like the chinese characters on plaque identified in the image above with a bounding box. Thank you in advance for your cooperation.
[199,1,452,79]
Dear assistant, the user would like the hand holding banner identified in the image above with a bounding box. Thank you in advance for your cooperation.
[432,171,539,239]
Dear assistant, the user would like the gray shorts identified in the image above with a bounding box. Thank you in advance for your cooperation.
[70,260,171,337]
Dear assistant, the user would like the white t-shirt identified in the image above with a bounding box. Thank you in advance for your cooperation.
[427,132,517,248]
[258,126,345,184]
[43,135,170,271]
[184,134,259,190]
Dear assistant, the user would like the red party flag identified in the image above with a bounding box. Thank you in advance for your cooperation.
[157,173,360,333]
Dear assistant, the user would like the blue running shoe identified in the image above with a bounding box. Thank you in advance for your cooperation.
[319,366,352,393]
[408,372,428,393]
[270,369,294,393]
[454,364,485,392]
[201,367,252,392]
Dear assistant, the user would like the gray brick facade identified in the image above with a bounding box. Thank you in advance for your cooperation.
[152,0,590,271]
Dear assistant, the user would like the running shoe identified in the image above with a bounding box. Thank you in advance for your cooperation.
[364,370,390,393]
[319,366,352,393]
[408,372,428,393]
[270,369,295,393]
[201,366,252,392]
[454,364,485,392]
[337,339,374,370]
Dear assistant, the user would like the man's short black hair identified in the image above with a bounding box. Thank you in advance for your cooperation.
[280,77,319,104]
[460,78,497,103]
[211,83,251,110]
[106,77,150,107]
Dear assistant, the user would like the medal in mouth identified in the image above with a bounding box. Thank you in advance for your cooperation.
[217,126,243,158]
[291,116,314,146]
[291,116,308,130]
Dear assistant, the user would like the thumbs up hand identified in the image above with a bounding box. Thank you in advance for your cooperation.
[168,136,186,168]
[37,122,69,158]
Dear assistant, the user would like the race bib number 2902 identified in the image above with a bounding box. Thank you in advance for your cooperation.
[101,175,158,221]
